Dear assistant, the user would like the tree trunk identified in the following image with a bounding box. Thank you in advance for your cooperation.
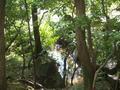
[0,0,6,90]
[32,5,43,89]
[32,5,42,56]
[74,0,96,90]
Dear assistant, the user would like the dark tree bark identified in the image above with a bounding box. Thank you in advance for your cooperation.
[0,0,6,90]
[32,6,42,56]
[31,5,43,89]
[74,0,96,90]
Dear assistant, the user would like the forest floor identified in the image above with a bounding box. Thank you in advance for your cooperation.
[7,81,84,90]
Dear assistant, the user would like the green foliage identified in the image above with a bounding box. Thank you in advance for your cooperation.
[96,81,111,90]
[69,84,84,90]
[74,16,90,29]
[6,53,23,80]
[40,21,58,49]
[8,83,26,90]
[4,0,120,89]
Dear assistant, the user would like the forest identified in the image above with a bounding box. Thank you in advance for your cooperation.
[0,0,120,90]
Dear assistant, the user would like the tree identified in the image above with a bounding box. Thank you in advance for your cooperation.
[74,0,96,90]
[0,0,6,89]
[4,0,120,89]
[32,5,42,56]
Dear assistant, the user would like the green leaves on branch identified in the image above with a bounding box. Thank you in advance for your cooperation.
[74,16,90,30]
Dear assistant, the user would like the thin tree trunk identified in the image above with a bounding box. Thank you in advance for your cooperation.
[87,23,96,65]
[24,0,38,88]
[24,0,34,68]
[0,0,6,90]
[32,6,42,56]
[31,5,43,89]
[19,32,26,79]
